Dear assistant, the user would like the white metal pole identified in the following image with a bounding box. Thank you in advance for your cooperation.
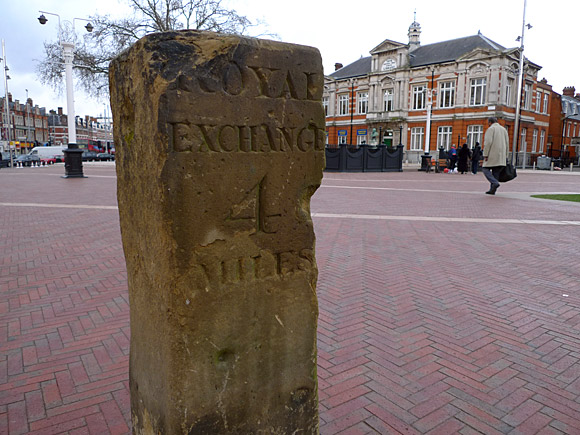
[424,94,432,154]
[26,89,31,146]
[2,40,13,166]
[103,103,108,152]
[62,41,76,144]
[512,0,527,166]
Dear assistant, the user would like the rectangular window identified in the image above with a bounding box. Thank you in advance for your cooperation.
[470,78,486,106]
[532,129,538,152]
[437,126,453,149]
[439,81,455,108]
[357,92,368,114]
[536,91,542,113]
[567,123,571,137]
[543,94,549,114]
[384,89,394,111]
[467,125,484,148]
[539,130,545,153]
[523,83,532,110]
[521,128,527,148]
[506,78,514,106]
[338,133,347,145]
[357,132,367,145]
[410,127,424,150]
[338,94,349,115]
[413,85,426,110]
[322,96,329,116]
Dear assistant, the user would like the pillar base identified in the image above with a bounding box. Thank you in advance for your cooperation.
[62,143,87,178]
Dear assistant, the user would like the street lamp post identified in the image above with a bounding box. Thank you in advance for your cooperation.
[560,111,578,166]
[420,72,436,171]
[424,70,435,155]
[399,125,403,146]
[349,79,355,146]
[511,0,532,166]
[103,103,110,153]
[1,40,13,167]
[25,89,32,147]
[38,11,93,178]
[424,90,432,155]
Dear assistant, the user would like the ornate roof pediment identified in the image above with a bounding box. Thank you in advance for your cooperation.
[379,75,396,84]
[370,38,406,55]
[457,47,499,62]
[503,48,542,71]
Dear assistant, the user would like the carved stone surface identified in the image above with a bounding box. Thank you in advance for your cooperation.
[109,30,325,434]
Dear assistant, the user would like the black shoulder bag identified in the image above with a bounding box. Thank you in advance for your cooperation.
[498,160,517,183]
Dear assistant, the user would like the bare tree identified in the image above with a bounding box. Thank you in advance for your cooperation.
[36,0,267,99]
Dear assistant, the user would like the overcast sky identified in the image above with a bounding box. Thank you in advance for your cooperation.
[0,0,578,119]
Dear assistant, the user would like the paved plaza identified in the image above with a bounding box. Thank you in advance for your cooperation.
[1,163,580,434]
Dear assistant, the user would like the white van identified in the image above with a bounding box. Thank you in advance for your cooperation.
[28,146,66,159]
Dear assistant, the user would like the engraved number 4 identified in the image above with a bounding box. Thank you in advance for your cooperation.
[228,176,281,234]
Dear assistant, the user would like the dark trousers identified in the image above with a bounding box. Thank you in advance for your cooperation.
[483,166,503,187]
[449,157,457,170]
[472,159,479,174]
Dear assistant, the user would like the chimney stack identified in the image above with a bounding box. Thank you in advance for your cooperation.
[58,107,63,116]
[563,86,575,97]
[334,63,343,71]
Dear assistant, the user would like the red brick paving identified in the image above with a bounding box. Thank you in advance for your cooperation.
[1,163,580,433]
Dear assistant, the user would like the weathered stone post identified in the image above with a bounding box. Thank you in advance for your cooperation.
[109,31,325,434]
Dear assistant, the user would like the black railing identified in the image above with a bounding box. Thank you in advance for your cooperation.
[325,144,404,172]
[545,148,577,168]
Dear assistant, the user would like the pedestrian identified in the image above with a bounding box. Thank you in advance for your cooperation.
[482,117,509,195]
[448,145,458,172]
[457,143,472,174]
[471,142,482,174]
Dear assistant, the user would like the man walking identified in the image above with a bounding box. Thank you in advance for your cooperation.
[471,142,482,175]
[482,117,509,195]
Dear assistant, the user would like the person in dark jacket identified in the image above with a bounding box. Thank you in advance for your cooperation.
[448,145,458,171]
[457,143,472,174]
[471,142,482,174]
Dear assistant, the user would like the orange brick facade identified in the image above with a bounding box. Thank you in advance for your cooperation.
[323,21,574,166]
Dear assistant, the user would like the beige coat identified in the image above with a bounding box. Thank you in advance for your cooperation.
[483,122,509,167]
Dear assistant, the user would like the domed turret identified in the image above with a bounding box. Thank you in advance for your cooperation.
[408,12,421,52]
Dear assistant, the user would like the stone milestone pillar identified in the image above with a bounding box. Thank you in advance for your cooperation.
[109,31,325,434]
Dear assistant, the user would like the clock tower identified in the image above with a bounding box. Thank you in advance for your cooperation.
[408,12,421,52]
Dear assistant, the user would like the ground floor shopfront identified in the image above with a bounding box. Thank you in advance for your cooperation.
[326,113,558,166]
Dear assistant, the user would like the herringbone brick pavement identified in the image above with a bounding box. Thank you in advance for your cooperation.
[0,166,129,434]
[315,172,580,434]
[1,164,580,434]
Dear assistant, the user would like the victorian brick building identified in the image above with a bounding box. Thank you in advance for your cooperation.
[2,93,113,156]
[1,94,49,154]
[323,19,552,165]
[48,108,113,152]
[547,86,580,162]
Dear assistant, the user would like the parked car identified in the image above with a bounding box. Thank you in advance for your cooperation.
[96,152,115,161]
[53,154,65,163]
[40,156,57,165]
[15,154,41,166]
[1,152,15,168]
[82,151,99,161]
